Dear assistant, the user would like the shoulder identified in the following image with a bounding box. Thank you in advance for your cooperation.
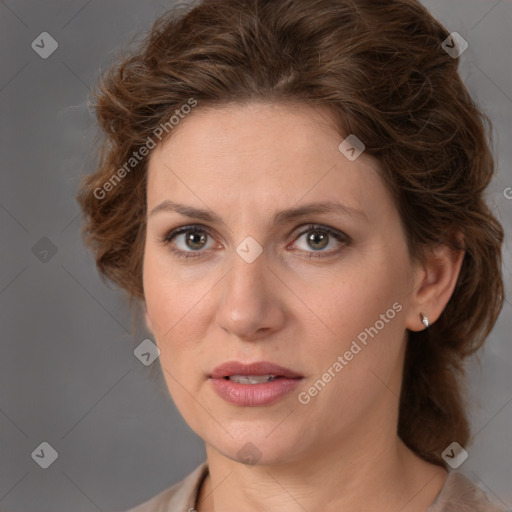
[119,461,208,512]
[427,470,509,512]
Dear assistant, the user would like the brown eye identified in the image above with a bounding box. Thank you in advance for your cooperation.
[162,223,350,261]
[163,226,214,260]
[292,224,350,258]
[305,230,329,250]
[181,229,208,250]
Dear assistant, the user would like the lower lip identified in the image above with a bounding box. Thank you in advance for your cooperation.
[210,377,303,406]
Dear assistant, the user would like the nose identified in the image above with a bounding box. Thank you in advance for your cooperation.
[214,247,286,341]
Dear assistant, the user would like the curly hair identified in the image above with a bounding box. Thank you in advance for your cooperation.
[76,0,504,466]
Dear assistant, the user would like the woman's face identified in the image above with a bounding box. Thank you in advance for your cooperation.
[143,102,420,466]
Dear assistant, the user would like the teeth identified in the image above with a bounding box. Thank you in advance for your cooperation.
[228,374,276,384]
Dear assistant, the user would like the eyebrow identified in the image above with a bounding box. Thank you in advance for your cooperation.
[148,199,367,226]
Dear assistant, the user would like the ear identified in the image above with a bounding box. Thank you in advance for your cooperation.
[405,233,465,332]
[145,307,154,334]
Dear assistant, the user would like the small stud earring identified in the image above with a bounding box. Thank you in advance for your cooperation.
[420,312,429,328]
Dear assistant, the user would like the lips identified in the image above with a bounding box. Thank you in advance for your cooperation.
[210,361,302,380]
[209,361,304,406]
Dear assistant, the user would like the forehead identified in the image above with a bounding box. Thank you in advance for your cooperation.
[145,102,389,221]
[149,102,338,164]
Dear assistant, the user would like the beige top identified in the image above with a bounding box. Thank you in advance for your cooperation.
[121,461,508,512]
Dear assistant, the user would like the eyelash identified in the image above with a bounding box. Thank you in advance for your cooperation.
[161,224,351,261]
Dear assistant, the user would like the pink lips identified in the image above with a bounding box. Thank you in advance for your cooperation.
[210,361,302,379]
[209,361,303,407]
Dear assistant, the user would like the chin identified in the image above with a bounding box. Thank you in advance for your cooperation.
[204,426,311,467]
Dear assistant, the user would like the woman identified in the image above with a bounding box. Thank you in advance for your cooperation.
[77,0,506,510]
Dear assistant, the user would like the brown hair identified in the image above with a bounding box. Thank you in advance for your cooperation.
[77,0,504,466]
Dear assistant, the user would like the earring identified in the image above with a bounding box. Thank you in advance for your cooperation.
[420,312,429,328]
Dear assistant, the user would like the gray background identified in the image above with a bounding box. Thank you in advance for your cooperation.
[0,0,510,510]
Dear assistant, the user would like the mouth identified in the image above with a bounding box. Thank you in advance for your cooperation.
[209,361,304,406]
[223,374,279,384]
[210,360,303,380]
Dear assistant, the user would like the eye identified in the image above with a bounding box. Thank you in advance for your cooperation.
[160,223,350,260]
[162,225,215,259]
[291,224,350,258]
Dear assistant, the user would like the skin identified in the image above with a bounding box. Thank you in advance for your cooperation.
[142,102,464,512]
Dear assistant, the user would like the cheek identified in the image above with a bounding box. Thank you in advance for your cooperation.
[142,247,214,363]
[142,251,206,409]
[298,271,407,424]
[142,249,188,360]
[313,254,409,341]
[307,246,410,387]
[143,250,171,332]
[143,247,193,330]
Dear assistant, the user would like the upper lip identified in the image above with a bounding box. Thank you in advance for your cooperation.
[210,361,303,379]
